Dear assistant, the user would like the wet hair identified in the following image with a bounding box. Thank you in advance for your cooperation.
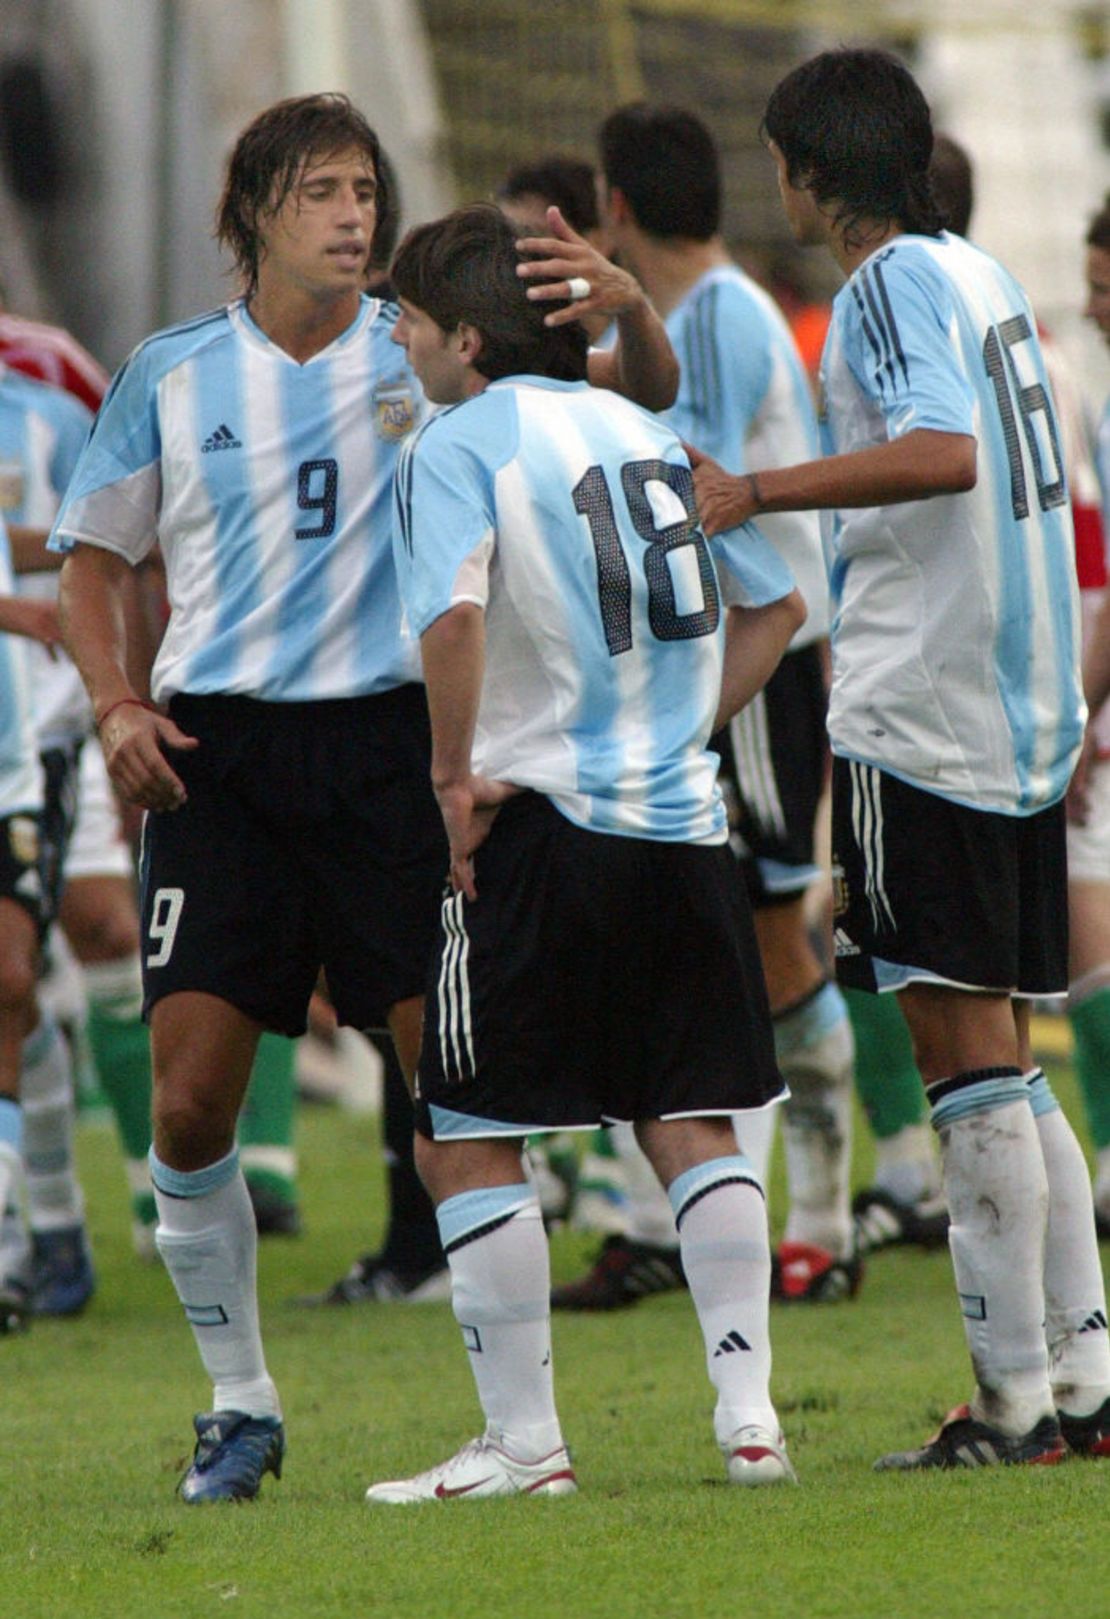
[1087,193,1110,254]
[929,133,974,237]
[498,156,600,235]
[391,203,588,383]
[216,93,386,295]
[598,103,720,240]
[763,48,945,242]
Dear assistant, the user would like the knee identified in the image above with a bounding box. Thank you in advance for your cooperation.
[152,1077,236,1168]
[0,952,37,1019]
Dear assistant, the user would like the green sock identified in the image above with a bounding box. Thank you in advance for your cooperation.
[83,957,155,1236]
[239,1032,299,1205]
[844,986,924,1139]
[1069,989,1110,1151]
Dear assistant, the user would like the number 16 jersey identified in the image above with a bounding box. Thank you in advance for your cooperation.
[50,295,427,703]
[821,231,1083,815]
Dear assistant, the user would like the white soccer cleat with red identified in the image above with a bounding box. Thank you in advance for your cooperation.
[365,1433,578,1504]
[723,1423,798,1486]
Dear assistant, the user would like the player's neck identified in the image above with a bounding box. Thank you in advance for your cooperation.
[626,235,731,318]
[831,219,904,279]
[246,284,362,363]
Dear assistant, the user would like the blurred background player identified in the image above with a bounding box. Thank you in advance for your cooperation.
[551,101,858,1310]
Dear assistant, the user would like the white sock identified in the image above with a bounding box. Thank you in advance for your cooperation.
[929,1071,1053,1434]
[611,1120,677,1247]
[778,985,855,1259]
[732,1106,777,1187]
[669,1158,777,1443]
[873,1123,942,1206]
[1026,1070,1110,1416]
[437,1185,564,1460]
[151,1147,280,1419]
[21,1015,84,1232]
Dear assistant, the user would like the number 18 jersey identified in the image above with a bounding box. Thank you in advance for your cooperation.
[50,296,427,703]
[821,232,1083,815]
[394,376,794,844]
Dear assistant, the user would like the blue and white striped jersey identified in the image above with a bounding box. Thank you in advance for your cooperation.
[0,366,94,745]
[664,264,828,644]
[393,376,795,844]
[50,296,426,703]
[0,516,43,816]
[820,232,1083,815]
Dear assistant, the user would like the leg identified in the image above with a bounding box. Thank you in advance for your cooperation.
[636,1115,793,1484]
[0,897,39,1333]
[1067,878,1110,1226]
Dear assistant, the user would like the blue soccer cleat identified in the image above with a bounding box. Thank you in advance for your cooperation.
[31,1225,96,1316]
[179,1410,285,1503]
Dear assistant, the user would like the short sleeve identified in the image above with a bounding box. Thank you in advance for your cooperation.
[710,518,796,608]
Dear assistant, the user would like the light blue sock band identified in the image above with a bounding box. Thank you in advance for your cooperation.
[1024,1067,1060,1119]
[928,1072,1029,1132]
[773,980,848,1060]
[0,1096,22,1152]
[436,1182,536,1252]
[149,1144,240,1199]
[668,1154,760,1229]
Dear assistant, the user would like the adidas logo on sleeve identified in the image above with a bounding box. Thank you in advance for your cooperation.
[201,423,242,453]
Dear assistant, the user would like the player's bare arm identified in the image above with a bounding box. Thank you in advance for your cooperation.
[6,524,64,572]
[0,592,62,653]
[58,543,197,813]
[420,601,516,900]
[514,205,679,409]
[714,590,807,732]
[690,428,977,538]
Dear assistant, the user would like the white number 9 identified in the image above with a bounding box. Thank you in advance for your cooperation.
[147,886,185,968]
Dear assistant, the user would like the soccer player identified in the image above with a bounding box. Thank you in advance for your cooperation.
[551,101,858,1310]
[52,93,682,1502]
[692,46,1110,1468]
[364,203,804,1502]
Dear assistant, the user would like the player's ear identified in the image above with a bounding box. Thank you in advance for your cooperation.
[456,322,484,366]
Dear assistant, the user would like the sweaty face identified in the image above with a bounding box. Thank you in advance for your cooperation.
[257,147,378,298]
[391,299,469,404]
[1085,245,1110,350]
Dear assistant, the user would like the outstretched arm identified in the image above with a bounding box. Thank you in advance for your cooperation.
[515,206,679,410]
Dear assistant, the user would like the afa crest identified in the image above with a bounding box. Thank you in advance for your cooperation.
[372,379,416,442]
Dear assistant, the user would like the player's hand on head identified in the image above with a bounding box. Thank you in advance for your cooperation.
[515,205,642,328]
[97,703,199,813]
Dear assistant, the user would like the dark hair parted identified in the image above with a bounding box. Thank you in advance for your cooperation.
[1087,194,1110,254]
[764,49,945,242]
[216,93,386,295]
[391,204,589,383]
[598,103,720,240]
[498,155,600,235]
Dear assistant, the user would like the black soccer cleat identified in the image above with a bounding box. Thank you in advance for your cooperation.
[296,1250,451,1306]
[852,1186,949,1255]
[1057,1395,1110,1458]
[874,1404,1067,1471]
[771,1240,863,1303]
[550,1234,686,1311]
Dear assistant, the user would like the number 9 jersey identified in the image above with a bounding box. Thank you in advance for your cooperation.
[49,296,428,703]
[393,376,795,845]
[820,231,1083,815]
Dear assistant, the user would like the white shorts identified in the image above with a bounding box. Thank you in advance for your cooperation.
[65,740,132,881]
[1067,757,1110,885]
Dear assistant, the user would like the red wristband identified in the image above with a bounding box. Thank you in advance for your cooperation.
[95,696,156,732]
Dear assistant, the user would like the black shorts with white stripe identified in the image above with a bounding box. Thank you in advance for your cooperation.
[830,757,1067,997]
[711,642,828,909]
[413,792,784,1139]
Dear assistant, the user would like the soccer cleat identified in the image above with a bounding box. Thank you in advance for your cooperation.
[30,1224,96,1316]
[178,1410,285,1503]
[722,1423,798,1486]
[0,1276,30,1335]
[852,1186,949,1255]
[873,1404,1066,1471]
[1057,1395,1110,1458]
[365,1433,577,1504]
[246,1179,303,1238]
[550,1234,686,1311]
[296,1251,451,1307]
[771,1240,862,1303]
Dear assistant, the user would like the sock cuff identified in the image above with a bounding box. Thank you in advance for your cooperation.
[149,1144,240,1199]
[773,980,847,1058]
[81,953,144,1009]
[668,1155,762,1229]
[927,1067,1028,1130]
[436,1183,537,1254]
[22,1014,59,1068]
[0,1096,22,1152]
[1023,1066,1061,1119]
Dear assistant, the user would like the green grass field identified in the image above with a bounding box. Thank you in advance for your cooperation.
[4,1054,1109,1619]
